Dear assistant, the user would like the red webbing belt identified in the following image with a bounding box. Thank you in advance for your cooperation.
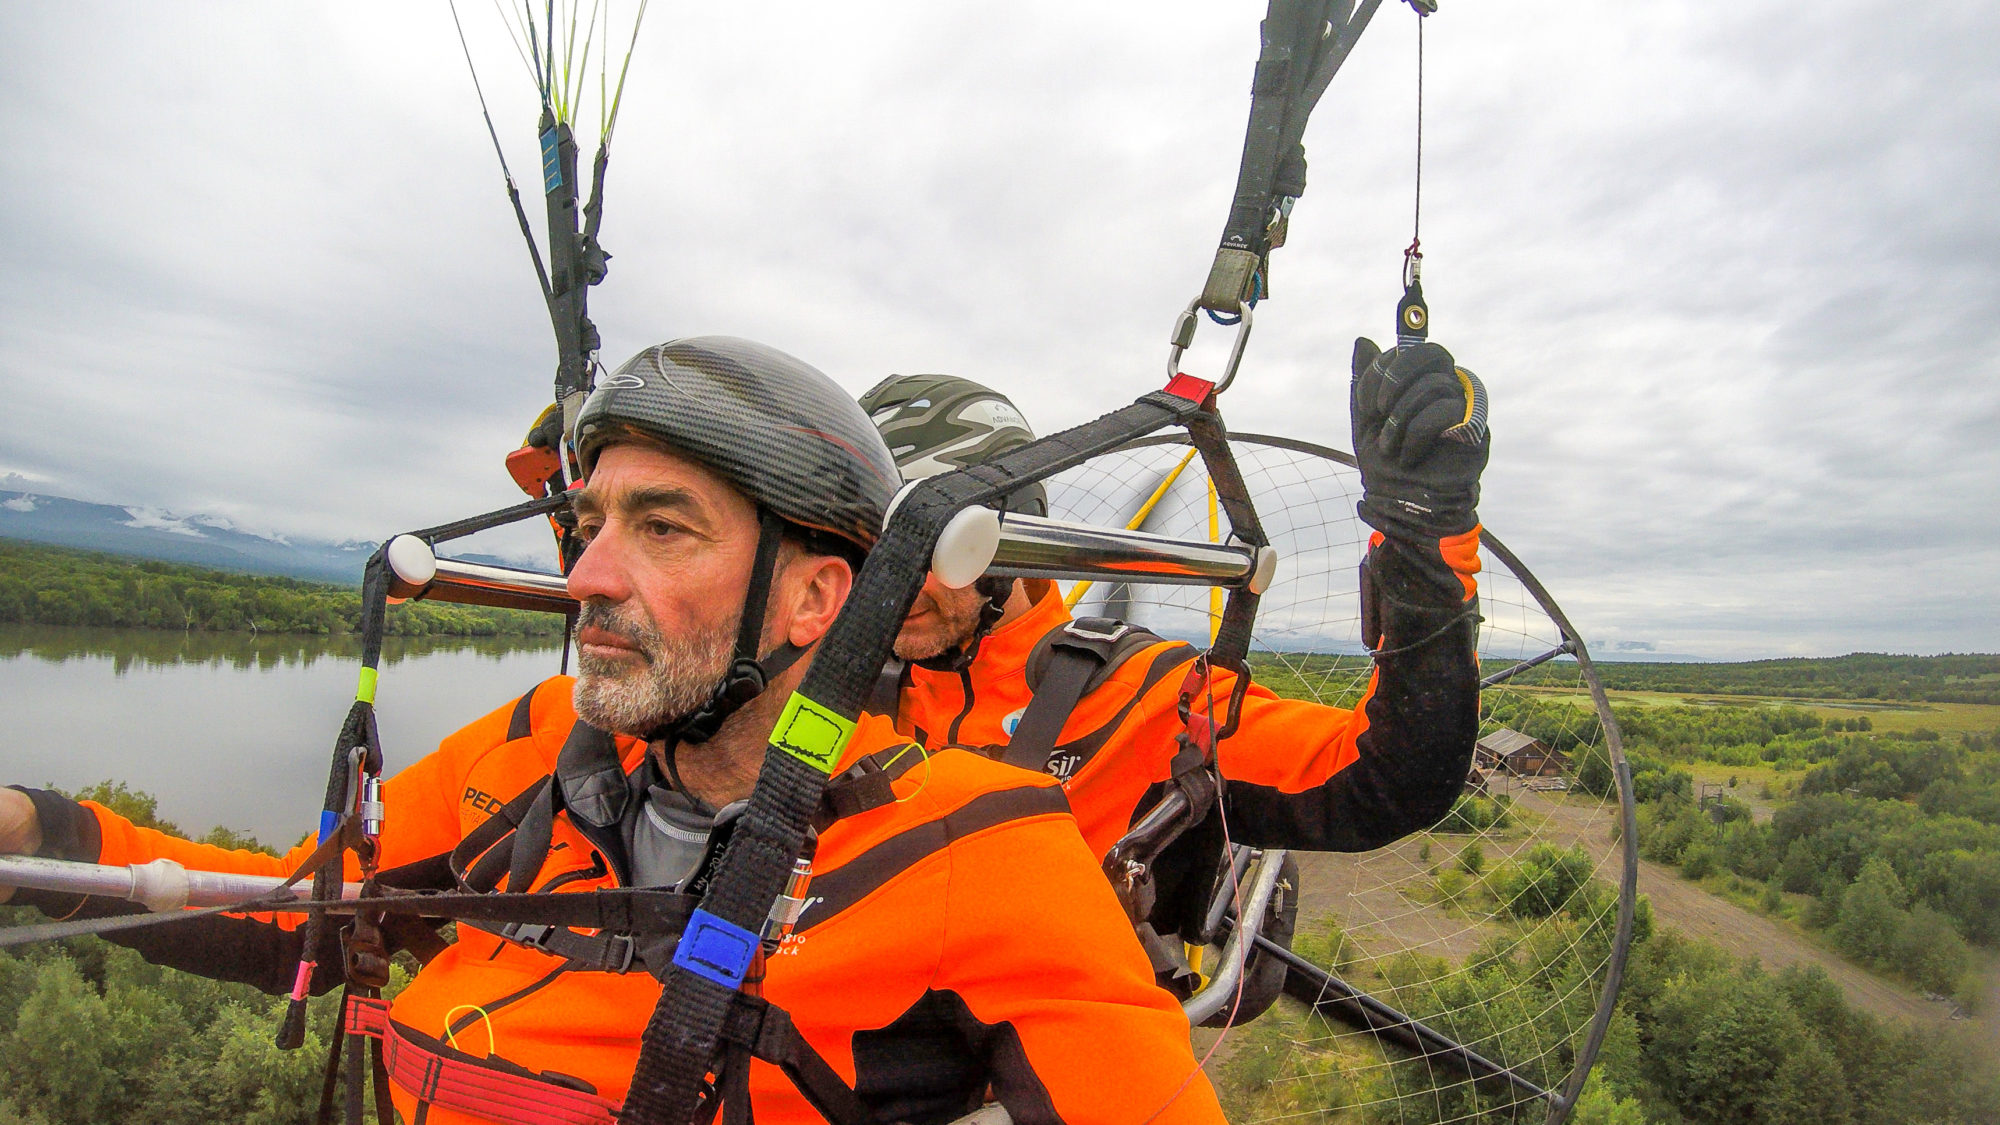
[344,996,621,1125]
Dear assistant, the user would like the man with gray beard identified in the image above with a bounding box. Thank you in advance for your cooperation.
[1,337,1226,1124]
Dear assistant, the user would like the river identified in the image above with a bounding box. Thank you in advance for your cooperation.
[0,625,567,846]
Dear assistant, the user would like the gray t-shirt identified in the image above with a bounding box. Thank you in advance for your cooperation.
[624,784,716,890]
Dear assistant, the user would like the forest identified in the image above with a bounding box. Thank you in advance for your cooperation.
[0,541,562,638]
[1555,700,2000,1006]
[1513,652,2000,705]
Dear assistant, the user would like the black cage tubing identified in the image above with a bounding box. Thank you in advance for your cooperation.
[622,386,1252,1123]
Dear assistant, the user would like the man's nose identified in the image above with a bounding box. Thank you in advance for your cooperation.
[566,527,632,604]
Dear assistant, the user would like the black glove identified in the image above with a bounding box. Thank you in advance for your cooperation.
[1350,338,1489,543]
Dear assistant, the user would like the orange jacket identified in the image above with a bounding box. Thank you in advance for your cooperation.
[29,678,1223,1125]
[894,533,1482,859]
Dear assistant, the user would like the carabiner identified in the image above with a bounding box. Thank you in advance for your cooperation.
[1167,297,1255,396]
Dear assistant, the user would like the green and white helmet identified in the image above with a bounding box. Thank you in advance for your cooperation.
[857,373,1047,517]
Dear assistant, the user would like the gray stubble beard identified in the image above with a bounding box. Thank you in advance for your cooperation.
[892,585,986,663]
[571,601,736,735]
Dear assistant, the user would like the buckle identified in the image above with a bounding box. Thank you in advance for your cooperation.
[601,933,637,974]
[1064,618,1132,644]
[500,922,556,950]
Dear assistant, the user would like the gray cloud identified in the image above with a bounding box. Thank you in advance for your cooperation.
[2,1,1996,659]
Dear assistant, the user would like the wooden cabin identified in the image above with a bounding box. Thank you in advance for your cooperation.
[1474,728,1568,779]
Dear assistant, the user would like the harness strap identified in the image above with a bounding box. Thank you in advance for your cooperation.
[344,996,623,1125]
[342,993,873,1125]
[464,919,641,974]
[1005,618,1160,774]
[455,776,553,893]
[719,995,873,1125]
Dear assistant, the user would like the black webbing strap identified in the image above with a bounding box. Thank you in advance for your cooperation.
[285,492,576,1053]
[619,387,1213,1125]
[455,776,552,893]
[280,549,392,1051]
[1184,405,1266,741]
[466,918,642,974]
[505,781,561,896]
[718,996,873,1125]
[1220,0,1336,259]
[409,491,574,547]
[1208,0,1384,309]
[1003,618,1159,774]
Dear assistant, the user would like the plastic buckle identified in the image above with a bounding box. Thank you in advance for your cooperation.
[601,934,637,974]
[500,922,556,951]
[1064,618,1133,645]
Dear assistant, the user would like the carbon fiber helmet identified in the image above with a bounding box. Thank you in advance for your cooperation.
[577,337,900,551]
[858,373,1047,517]
[573,337,901,744]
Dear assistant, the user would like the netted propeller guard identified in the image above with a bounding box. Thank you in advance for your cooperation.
[1046,434,1638,1125]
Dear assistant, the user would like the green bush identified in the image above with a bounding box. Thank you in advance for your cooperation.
[1457,841,1485,875]
[1492,844,1599,918]
[1431,794,1511,834]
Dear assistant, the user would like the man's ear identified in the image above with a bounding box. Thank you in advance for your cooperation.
[779,553,855,649]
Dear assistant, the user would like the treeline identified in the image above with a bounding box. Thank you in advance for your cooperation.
[0,541,563,638]
[1511,651,2000,704]
[1218,851,2000,1125]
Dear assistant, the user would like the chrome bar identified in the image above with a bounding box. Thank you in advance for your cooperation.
[384,535,578,615]
[1182,848,1288,1025]
[983,512,1274,591]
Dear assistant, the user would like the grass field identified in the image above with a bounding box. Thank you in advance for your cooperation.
[1507,683,2000,735]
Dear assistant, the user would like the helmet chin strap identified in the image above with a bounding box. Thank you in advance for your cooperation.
[912,575,1014,674]
[654,508,806,747]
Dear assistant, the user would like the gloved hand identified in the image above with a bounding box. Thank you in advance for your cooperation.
[1350,338,1489,543]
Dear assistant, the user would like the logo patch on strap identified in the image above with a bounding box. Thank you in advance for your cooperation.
[772,693,855,774]
[672,908,759,988]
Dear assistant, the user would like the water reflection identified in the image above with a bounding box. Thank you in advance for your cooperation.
[0,625,561,675]
[0,625,568,844]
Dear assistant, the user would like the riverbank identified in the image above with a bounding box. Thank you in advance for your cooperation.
[0,540,563,637]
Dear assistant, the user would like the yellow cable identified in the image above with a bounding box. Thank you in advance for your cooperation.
[883,742,935,804]
[442,1004,499,1058]
[1206,477,1223,644]
[1065,448,1201,610]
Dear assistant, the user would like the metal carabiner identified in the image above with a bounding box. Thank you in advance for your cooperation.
[1166,297,1255,396]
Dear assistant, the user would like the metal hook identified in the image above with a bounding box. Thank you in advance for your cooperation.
[1167,298,1255,396]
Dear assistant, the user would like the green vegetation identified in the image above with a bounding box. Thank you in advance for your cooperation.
[1249,652,1376,710]
[1218,873,2000,1125]
[0,540,563,637]
[59,781,275,856]
[1566,695,2000,1004]
[1506,652,2000,705]
[0,784,399,1124]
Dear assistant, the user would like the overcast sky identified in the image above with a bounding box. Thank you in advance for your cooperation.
[2,2,1996,661]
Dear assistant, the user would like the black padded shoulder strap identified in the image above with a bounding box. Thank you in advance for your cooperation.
[1004,618,1163,774]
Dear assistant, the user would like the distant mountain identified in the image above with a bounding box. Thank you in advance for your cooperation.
[0,490,379,584]
[0,489,552,587]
